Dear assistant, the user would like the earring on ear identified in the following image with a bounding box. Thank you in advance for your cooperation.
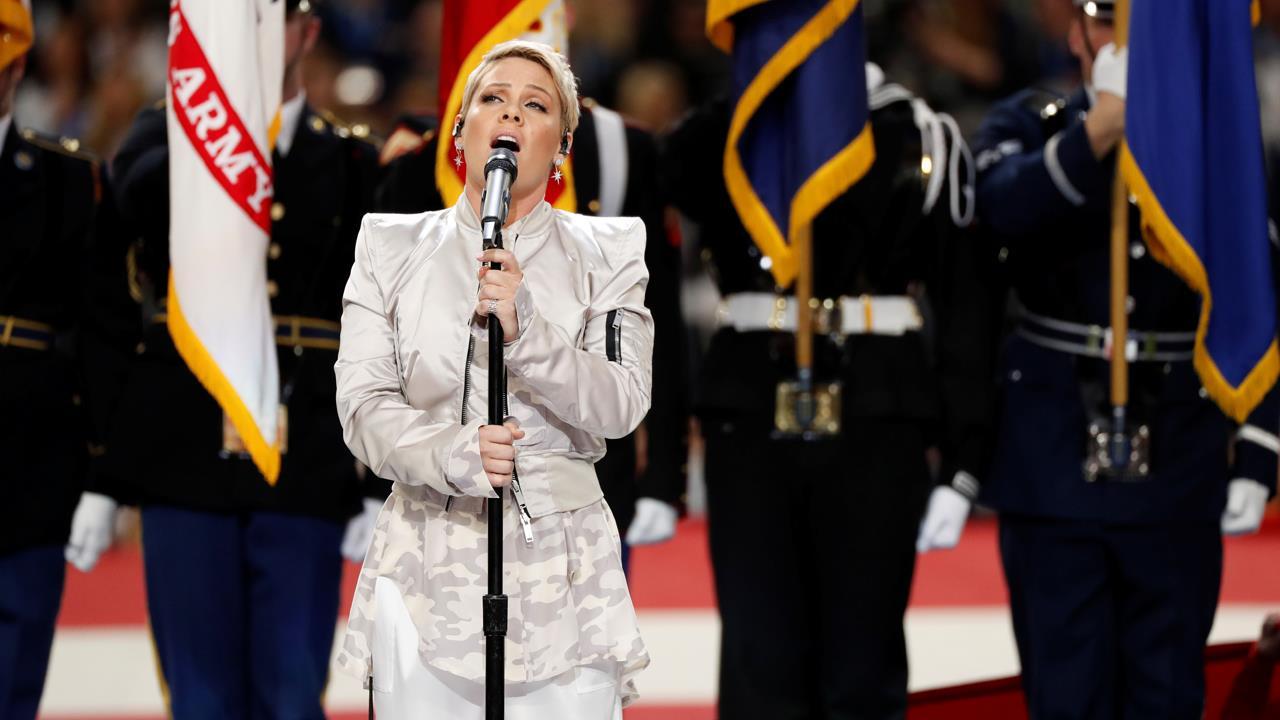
[452,120,465,168]
[551,156,564,185]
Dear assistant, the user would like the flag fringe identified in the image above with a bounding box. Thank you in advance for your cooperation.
[720,0,874,288]
[167,272,281,484]
[1119,145,1280,422]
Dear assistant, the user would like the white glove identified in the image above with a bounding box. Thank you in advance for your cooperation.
[1221,478,1269,535]
[625,498,678,546]
[341,498,384,562]
[916,484,972,553]
[65,492,118,573]
[1092,43,1128,101]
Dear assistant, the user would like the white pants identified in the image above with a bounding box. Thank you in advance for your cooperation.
[371,577,623,720]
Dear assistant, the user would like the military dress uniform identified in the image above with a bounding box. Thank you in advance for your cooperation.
[375,100,688,543]
[663,69,994,719]
[973,84,1280,718]
[0,117,123,717]
[106,98,380,718]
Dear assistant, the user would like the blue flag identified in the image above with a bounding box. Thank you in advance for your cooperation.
[1119,0,1279,422]
[707,0,875,288]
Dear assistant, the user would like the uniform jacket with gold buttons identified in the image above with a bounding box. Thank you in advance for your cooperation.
[104,103,381,520]
[1,123,128,553]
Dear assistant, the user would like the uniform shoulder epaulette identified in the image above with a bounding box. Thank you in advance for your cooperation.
[314,109,377,144]
[19,128,99,165]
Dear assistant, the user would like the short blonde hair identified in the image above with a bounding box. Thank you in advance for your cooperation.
[456,40,580,141]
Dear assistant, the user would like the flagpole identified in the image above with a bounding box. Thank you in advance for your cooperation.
[1109,0,1131,470]
[795,221,815,421]
[1109,155,1130,467]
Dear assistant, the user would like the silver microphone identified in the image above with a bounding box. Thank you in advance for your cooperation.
[480,147,518,250]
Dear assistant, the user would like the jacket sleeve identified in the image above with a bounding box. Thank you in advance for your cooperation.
[335,216,495,498]
[930,195,1002,498]
[974,97,1110,237]
[79,167,144,503]
[502,218,655,440]
[629,129,687,507]
[1230,224,1280,496]
[1232,366,1280,497]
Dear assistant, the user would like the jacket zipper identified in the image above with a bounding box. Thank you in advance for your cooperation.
[606,310,623,363]
[449,334,476,513]
[460,334,475,425]
[503,372,535,546]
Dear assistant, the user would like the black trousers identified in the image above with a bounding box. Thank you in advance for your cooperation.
[999,514,1222,720]
[704,418,931,720]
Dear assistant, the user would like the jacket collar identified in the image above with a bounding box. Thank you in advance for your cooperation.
[275,93,307,158]
[451,195,554,262]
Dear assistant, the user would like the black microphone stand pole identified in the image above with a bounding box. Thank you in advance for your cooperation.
[484,231,508,720]
[481,149,516,720]
[484,233,507,720]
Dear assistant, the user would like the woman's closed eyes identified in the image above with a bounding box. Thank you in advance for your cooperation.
[480,92,548,113]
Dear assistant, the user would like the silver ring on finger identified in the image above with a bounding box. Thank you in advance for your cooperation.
[487,299,499,316]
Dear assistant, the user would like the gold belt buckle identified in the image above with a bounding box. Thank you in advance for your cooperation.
[1083,421,1150,482]
[774,380,842,438]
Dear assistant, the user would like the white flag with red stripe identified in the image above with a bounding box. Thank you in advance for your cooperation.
[166,0,283,483]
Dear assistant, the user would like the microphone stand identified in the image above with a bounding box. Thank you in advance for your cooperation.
[480,149,516,720]
[484,229,508,720]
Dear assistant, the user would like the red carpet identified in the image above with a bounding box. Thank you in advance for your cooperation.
[57,515,1280,628]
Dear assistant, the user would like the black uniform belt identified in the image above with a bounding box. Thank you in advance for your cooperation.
[152,314,341,350]
[1017,307,1195,362]
[0,315,55,351]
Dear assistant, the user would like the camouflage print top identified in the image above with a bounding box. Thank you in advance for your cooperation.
[335,490,648,703]
[332,203,654,703]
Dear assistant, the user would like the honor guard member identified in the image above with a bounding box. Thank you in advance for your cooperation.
[375,99,688,556]
[104,1,383,716]
[0,0,133,714]
[664,64,995,719]
[938,1,1280,716]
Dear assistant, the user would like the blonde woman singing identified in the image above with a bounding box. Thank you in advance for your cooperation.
[333,40,651,718]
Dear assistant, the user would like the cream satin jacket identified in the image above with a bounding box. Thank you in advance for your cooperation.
[335,198,654,513]
[332,198,653,698]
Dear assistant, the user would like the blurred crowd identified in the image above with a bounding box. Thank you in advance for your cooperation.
[26,0,1280,165]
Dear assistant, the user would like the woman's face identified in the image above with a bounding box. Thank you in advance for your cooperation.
[459,57,569,201]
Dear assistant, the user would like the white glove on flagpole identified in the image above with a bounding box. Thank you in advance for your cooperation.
[341,498,384,562]
[625,498,678,546]
[916,483,972,553]
[1092,42,1128,101]
[1221,478,1269,535]
[65,492,118,573]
